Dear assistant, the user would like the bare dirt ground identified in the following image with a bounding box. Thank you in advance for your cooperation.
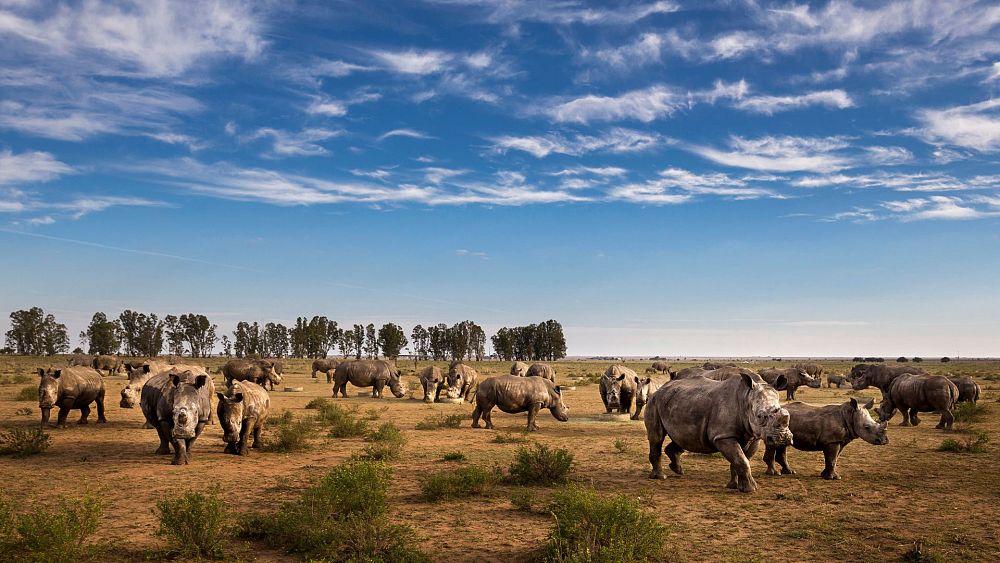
[2,357,999,562]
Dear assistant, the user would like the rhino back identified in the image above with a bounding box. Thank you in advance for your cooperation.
[58,367,105,405]
[231,380,270,420]
[889,374,957,411]
[654,377,748,453]
[783,402,850,451]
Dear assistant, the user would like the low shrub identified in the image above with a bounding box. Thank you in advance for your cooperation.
[545,486,666,563]
[613,437,629,453]
[363,406,387,421]
[14,408,32,416]
[357,423,407,462]
[0,497,14,546]
[419,466,500,501]
[156,490,230,559]
[304,397,331,410]
[441,451,467,462]
[509,489,536,512]
[12,375,31,385]
[508,443,574,486]
[953,402,988,423]
[0,428,50,458]
[902,541,943,563]
[492,432,529,444]
[415,413,464,430]
[316,403,369,438]
[262,411,312,453]
[15,386,35,401]
[15,492,103,562]
[938,432,989,454]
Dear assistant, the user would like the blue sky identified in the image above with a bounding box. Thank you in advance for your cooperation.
[1,0,998,357]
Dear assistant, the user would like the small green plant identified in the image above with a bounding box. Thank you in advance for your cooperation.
[614,437,629,453]
[953,402,988,423]
[316,403,369,438]
[510,489,536,512]
[901,541,943,563]
[14,407,32,416]
[15,492,103,562]
[0,497,15,546]
[156,490,230,559]
[545,486,666,563]
[415,413,464,430]
[304,397,331,410]
[12,375,31,385]
[357,422,406,462]
[267,409,294,425]
[508,443,574,486]
[441,451,467,462]
[419,466,500,501]
[262,411,313,453]
[492,432,529,444]
[0,428,50,458]
[15,386,36,401]
[363,406,387,421]
[938,432,989,454]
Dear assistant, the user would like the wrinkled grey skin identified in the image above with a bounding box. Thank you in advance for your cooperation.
[509,361,529,377]
[875,374,959,429]
[447,362,479,402]
[121,361,171,409]
[471,375,569,432]
[140,368,214,465]
[631,375,669,420]
[92,354,122,376]
[311,358,340,382]
[419,366,445,403]
[332,360,408,399]
[792,362,824,378]
[216,380,270,455]
[525,363,556,382]
[600,365,639,414]
[670,366,707,380]
[644,373,793,493]
[222,359,282,391]
[948,376,981,405]
[68,354,93,367]
[764,399,888,480]
[849,363,927,398]
[758,367,820,400]
[826,374,849,388]
[37,367,107,428]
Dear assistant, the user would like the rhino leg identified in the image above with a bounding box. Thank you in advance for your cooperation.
[155,422,172,454]
[433,385,442,403]
[55,405,71,428]
[526,403,541,432]
[311,369,318,379]
[600,390,612,414]
[820,444,841,480]
[718,438,756,493]
[326,370,333,384]
[237,419,252,456]
[647,438,666,479]
[763,445,778,475]
[464,383,475,403]
[786,387,796,401]
[909,409,921,427]
[252,421,263,449]
[665,442,684,475]
[372,380,384,398]
[620,392,633,415]
[471,403,483,428]
[170,437,187,465]
[936,409,953,430]
[96,391,107,423]
[776,447,794,474]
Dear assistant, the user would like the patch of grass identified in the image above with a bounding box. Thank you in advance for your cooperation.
[262,410,312,453]
[14,408,32,416]
[237,460,429,562]
[545,485,666,563]
[492,432,529,444]
[510,489,537,512]
[902,541,943,563]
[614,437,629,453]
[15,386,35,401]
[415,413,464,430]
[315,403,369,438]
[953,402,988,423]
[304,397,331,410]
[441,451,467,462]
[508,443,574,486]
[0,497,15,546]
[363,406,387,421]
[575,373,603,386]
[14,492,103,562]
[0,428,50,458]
[419,465,501,501]
[938,432,989,454]
[356,422,407,462]
[12,375,31,385]
[156,490,230,559]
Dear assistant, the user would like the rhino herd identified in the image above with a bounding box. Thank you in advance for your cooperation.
[29,356,983,491]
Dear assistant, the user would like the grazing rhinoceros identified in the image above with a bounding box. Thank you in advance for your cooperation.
[600,365,639,414]
[419,366,445,403]
[68,353,93,367]
[447,362,479,402]
[669,366,706,380]
[311,358,340,381]
[471,375,568,432]
[792,362,824,378]
[648,361,672,374]
[92,354,122,376]
[763,399,888,480]
[875,374,959,429]
[525,362,555,382]
[120,361,170,409]
[140,367,214,465]
[221,359,282,391]
[702,361,736,370]
[509,361,529,377]
[332,359,407,399]
[631,375,669,420]
[37,367,107,428]
[948,376,981,405]
[849,363,927,398]
[644,372,793,493]
[216,380,270,456]
[826,373,849,388]
[758,367,820,400]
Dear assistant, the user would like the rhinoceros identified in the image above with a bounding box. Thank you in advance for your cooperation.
[92,354,122,376]
[792,362,824,378]
[644,372,793,493]
[509,361,529,377]
[419,366,445,403]
[759,367,820,400]
[471,375,569,432]
[221,359,282,391]
[948,376,981,405]
[447,362,479,402]
[120,361,170,409]
[311,358,340,381]
[525,362,555,382]
[648,361,672,374]
[600,365,639,414]
[849,363,927,398]
[68,353,93,367]
[37,367,107,428]
[140,367,215,465]
[875,374,959,429]
[826,374,849,388]
[332,359,407,399]
[631,375,669,420]
[702,362,736,370]
[763,399,888,480]
[216,380,270,455]
[670,366,706,380]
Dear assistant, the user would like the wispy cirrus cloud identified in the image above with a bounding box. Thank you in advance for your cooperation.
[368,48,454,75]
[247,128,343,157]
[734,89,854,114]
[607,167,782,205]
[376,128,435,142]
[687,135,854,173]
[0,149,74,185]
[917,98,1000,152]
[424,0,678,26]
[491,128,665,158]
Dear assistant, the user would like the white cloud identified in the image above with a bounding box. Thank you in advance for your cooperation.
[793,171,998,192]
[423,167,467,184]
[305,91,381,118]
[688,135,853,173]
[883,196,996,221]
[455,248,488,259]
[864,146,913,165]
[0,149,73,185]
[918,98,1000,152]
[376,128,435,142]
[492,128,664,158]
[369,49,452,75]
[547,85,682,123]
[735,89,854,114]
[426,0,678,26]
[350,169,392,180]
[249,128,343,157]
[709,32,765,59]
[551,166,628,177]
[607,167,782,204]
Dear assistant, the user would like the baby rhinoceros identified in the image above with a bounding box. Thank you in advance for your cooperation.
[763,399,888,480]
[419,366,445,403]
[471,375,569,432]
[37,367,107,428]
[826,374,849,388]
[447,361,478,402]
[216,380,270,456]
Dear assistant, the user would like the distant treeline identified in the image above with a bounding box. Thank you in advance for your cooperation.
[1,307,567,362]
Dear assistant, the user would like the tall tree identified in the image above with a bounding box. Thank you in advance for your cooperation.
[410,325,429,360]
[351,324,365,359]
[83,312,120,355]
[163,315,186,356]
[491,327,515,361]
[263,322,289,358]
[363,323,377,359]
[377,323,408,359]
[5,307,69,356]
[117,310,164,357]
[221,335,233,357]
[177,314,217,358]
[339,328,354,358]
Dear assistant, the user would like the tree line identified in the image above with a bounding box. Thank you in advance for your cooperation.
[2,307,568,362]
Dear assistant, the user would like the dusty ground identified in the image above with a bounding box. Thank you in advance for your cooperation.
[1,356,998,562]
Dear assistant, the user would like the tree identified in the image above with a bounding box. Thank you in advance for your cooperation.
[176,314,217,358]
[491,327,515,361]
[339,329,355,358]
[377,323,408,359]
[351,324,365,359]
[5,307,69,356]
[364,324,377,359]
[896,356,908,363]
[941,357,951,363]
[410,325,429,360]
[469,323,486,361]
[428,323,450,360]
[83,312,120,355]
[263,323,289,358]
[118,310,165,357]
[492,320,566,361]
[221,335,232,357]
[164,315,186,356]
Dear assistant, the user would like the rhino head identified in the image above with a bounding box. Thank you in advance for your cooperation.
[169,372,208,439]
[263,364,282,387]
[875,396,897,423]
[632,376,654,420]
[37,368,61,427]
[445,368,464,399]
[216,391,246,446]
[849,364,874,390]
[799,369,822,389]
[548,385,570,422]
[603,372,626,408]
[850,398,889,445]
[388,368,408,398]
[743,373,793,446]
[421,370,442,402]
[120,384,139,408]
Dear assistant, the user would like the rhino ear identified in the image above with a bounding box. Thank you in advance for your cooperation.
[143,364,151,374]
[194,375,208,389]
[554,385,561,395]
[52,369,62,379]
[740,372,753,388]
[616,374,626,382]
[231,393,244,404]
[170,374,181,387]
[850,398,858,409]
[862,398,875,410]
[634,376,640,385]
[37,368,46,377]
[773,374,788,391]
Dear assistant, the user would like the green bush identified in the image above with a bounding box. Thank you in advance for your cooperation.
[0,497,14,546]
[12,375,31,385]
[545,486,666,563]
[262,411,313,453]
[902,541,943,563]
[304,397,331,410]
[441,451,467,462]
[419,466,500,501]
[238,461,429,561]
[415,413,464,430]
[15,386,35,401]
[492,432,529,444]
[156,490,230,559]
[510,489,537,512]
[613,438,629,453]
[316,403,369,438]
[15,493,103,562]
[0,428,50,458]
[953,402,988,423]
[509,443,574,486]
[938,432,989,454]
[356,423,406,462]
